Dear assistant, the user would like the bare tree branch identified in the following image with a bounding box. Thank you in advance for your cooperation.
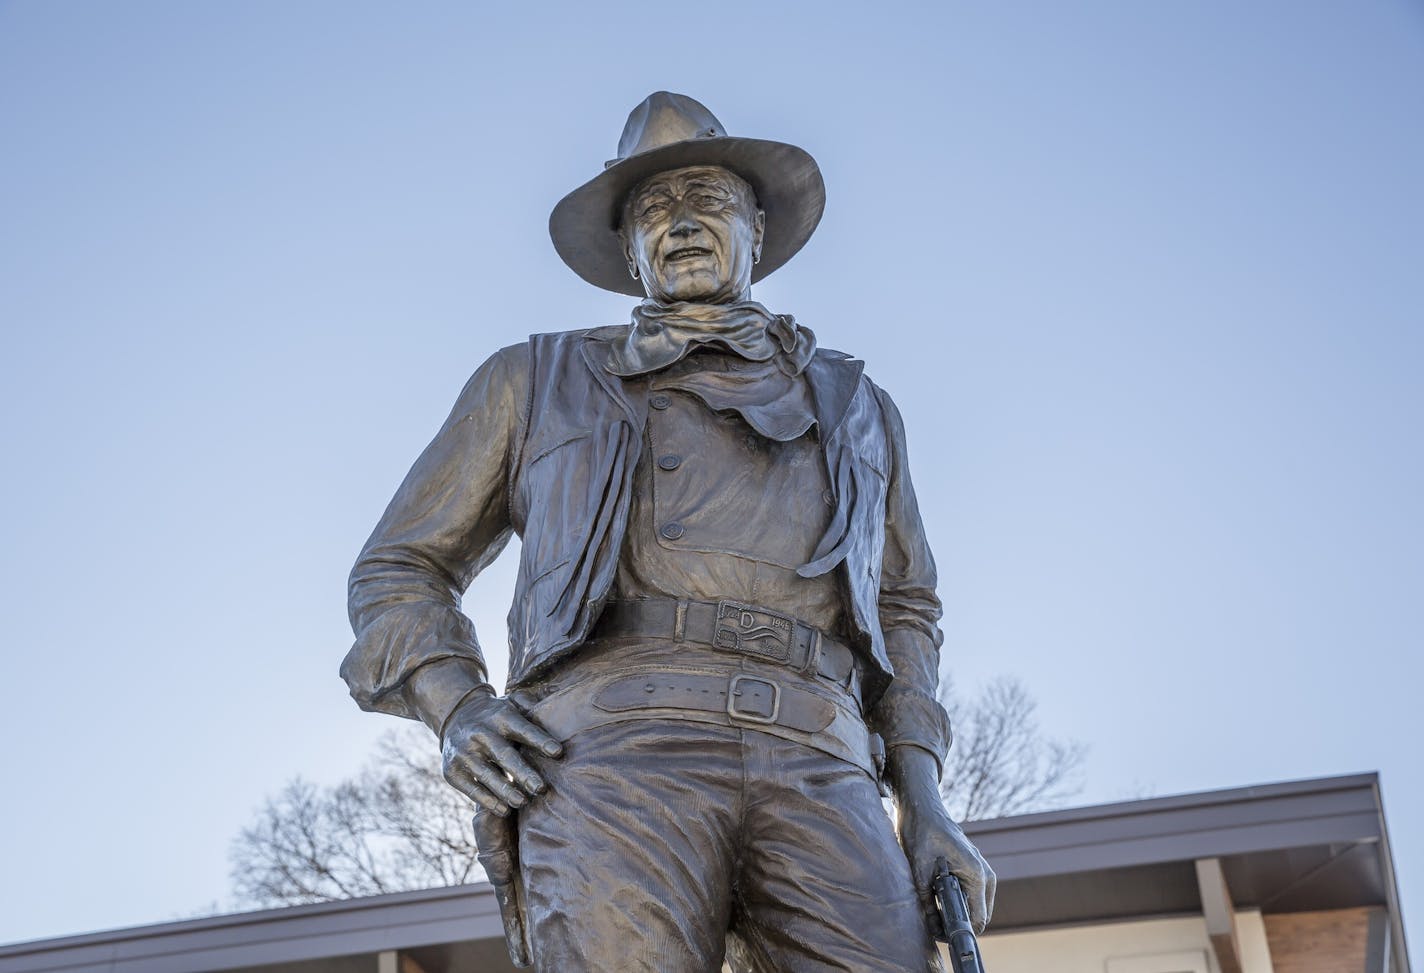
[937,675,1087,822]
[230,726,481,908]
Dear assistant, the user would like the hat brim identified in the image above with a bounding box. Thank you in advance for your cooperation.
[549,136,825,297]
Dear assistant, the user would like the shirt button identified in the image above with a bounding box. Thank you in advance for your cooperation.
[660,522,685,540]
[658,454,682,471]
[650,393,671,410]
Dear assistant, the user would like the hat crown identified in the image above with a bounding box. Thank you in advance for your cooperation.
[613,91,726,165]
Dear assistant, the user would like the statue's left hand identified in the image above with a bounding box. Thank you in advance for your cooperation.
[897,797,996,934]
[889,746,996,934]
[441,687,563,816]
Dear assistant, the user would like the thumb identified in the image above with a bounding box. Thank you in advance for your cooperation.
[967,878,989,935]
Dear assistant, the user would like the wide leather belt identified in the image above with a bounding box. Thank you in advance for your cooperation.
[592,599,859,692]
[522,664,876,778]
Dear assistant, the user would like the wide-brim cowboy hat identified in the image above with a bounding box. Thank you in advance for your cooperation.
[549,91,826,297]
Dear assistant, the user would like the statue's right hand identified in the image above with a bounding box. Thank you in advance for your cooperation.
[440,688,564,816]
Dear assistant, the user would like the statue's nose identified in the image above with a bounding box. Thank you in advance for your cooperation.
[669,203,700,237]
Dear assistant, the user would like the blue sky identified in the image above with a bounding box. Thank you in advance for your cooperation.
[1,0,1420,948]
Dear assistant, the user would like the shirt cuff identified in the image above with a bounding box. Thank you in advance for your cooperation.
[406,657,491,736]
[340,603,488,721]
[868,685,953,779]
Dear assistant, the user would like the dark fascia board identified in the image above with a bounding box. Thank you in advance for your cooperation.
[0,773,1407,973]
[968,772,1383,837]
[964,772,1386,880]
[0,885,504,973]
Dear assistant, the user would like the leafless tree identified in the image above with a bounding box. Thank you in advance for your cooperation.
[231,730,480,907]
[232,676,1084,906]
[937,675,1087,822]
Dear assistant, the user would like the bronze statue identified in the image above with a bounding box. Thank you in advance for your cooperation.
[343,91,995,972]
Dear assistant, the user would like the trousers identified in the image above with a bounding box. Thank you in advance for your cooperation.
[514,643,941,972]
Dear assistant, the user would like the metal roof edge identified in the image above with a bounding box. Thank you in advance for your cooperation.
[1370,773,1413,973]
[964,771,1382,834]
[0,882,498,957]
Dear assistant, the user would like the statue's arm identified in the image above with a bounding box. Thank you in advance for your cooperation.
[867,383,952,773]
[869,383,997,933]
[341,343,530,734]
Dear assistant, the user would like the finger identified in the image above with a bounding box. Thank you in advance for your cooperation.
[494,709,564,757]
[969,879,989,935]
[446,759,517,814]
[471,761,530,808]
[914,883,934,924]
[458,776,514,817]
[486,736,548,796]
[468,784,513,818]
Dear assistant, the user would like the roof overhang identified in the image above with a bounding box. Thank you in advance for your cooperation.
[970,772,1409,970]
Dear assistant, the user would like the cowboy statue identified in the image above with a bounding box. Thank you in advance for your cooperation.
[343,91,995,971]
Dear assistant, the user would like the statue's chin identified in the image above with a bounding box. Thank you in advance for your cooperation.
[653,281,748,306]
[646,263,749,305]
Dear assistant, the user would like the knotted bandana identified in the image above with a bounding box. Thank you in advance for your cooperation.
[604,300,819,442]
[606,300,817,378]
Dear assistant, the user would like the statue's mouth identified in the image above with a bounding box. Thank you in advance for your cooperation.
[665,247,713,263]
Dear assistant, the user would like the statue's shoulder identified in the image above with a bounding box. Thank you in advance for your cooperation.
[525,324,627,347]
[516,326,628,385]
[469,341,531,387]
[478,325,626,379]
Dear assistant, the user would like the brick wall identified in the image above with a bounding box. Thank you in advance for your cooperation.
[1263,907,1374,973]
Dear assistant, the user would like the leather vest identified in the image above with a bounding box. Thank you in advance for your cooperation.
[504,327,895,698]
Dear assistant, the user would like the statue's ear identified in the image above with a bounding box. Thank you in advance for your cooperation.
[620,232,640,281]
[754,209,766,261]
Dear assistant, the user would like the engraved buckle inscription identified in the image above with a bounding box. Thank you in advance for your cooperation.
[726,674,781,725]
[713,600,794,662]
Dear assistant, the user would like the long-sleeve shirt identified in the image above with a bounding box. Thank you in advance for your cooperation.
[344,337,952,769]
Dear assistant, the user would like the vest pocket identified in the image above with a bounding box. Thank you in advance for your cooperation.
[518,429,592,581]
[526,429,591,465]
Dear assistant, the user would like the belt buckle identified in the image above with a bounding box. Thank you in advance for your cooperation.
[727,674,781,725]
[713,600,794,662]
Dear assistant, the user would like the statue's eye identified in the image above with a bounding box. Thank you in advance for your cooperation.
[688,193,721,208]
[639,201,668,219]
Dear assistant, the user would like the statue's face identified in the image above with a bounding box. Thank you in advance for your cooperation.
[621,166,765,304]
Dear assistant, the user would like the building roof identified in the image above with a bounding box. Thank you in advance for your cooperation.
[0,772,1408,973]
[975,771,1405,928]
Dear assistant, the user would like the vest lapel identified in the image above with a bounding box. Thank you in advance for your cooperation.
[581,332,650,431]
[805,350,865,441]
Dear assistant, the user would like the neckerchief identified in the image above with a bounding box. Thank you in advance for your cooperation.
[606,300,816,377]
[606,300,820,441]
[650,353,817,442]
[604,301,818,442]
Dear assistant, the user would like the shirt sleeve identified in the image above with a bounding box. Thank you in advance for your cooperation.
[341,343,530,720]
[866,383,954,775]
